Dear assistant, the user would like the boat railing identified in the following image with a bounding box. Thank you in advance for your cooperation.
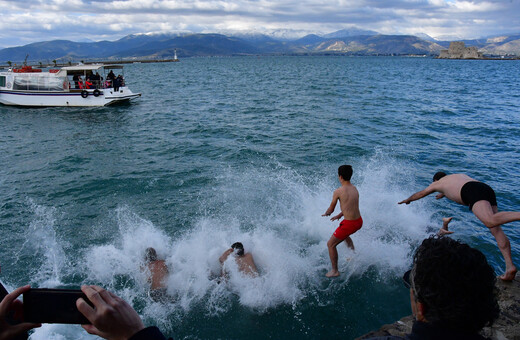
[70,78,126,91]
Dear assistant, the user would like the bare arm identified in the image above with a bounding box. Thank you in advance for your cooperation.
[322,190,339,216]
[219,249,233,264]
[330,212,343,221]
[398,185,437,204]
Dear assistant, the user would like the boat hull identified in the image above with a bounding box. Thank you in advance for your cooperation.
[0,88,141,107]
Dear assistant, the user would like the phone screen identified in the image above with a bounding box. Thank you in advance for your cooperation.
[23,288,92,324]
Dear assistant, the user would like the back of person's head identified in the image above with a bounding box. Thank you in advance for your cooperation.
[145,247,158,262]
[432,171,447,181]
[412,236,499,333]
[231,242,245,256]
[338,165,353,181]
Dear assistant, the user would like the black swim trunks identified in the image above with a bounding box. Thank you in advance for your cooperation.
[460,181,497,210]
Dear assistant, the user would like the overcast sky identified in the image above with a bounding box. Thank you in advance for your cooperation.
[1,0,519,48]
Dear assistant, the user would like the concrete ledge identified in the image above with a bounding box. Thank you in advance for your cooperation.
[357,277,520,340]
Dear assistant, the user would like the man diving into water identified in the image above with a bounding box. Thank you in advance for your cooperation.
[322,165,363,278]
[399,172,520,281]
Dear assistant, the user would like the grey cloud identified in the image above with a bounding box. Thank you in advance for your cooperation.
[0,0,518,47]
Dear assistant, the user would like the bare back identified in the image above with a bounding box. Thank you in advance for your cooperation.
[148,260,169,290]
[235,253,258,277]
[431,174,475,204]
[336,183,361,220]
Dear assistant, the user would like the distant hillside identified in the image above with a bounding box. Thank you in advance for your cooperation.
[113,34,262,58]
[310,35,444,54]
[480,34,520,55]
[0,30,519,63]
[323,28,379,38]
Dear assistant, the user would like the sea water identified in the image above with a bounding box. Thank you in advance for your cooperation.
[0,56,519,339]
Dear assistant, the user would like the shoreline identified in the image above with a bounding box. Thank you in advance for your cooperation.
[1,54,519,69]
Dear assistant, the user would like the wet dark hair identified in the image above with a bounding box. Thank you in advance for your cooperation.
[338,165,353,181]
[412,236,499,333]
[231,242,244,256]
[145,247,158,262]
[432,171,447,181]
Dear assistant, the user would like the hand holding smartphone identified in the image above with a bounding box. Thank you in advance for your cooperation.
[23,288,93,324]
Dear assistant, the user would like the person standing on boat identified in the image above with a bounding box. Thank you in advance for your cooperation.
[113,75,122,92]
[72,74,80,88]
[91,72,101,89]
[107,70,116,88]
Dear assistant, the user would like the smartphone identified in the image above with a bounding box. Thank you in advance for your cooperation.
[23,288,92,324]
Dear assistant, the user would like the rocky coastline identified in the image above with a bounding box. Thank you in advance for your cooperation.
[357,277,520,340]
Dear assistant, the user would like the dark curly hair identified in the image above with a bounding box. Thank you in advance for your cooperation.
[412,236,499,333]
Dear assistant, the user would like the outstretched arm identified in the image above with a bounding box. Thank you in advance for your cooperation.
[398,185,437,205]
[322,190,339,216]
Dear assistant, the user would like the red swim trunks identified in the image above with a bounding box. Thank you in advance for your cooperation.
[333,217,363,240]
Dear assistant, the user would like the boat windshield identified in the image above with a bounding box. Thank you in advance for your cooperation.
[13,73,68,91]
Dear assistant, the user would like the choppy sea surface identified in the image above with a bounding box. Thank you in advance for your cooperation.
[0,56,519,339]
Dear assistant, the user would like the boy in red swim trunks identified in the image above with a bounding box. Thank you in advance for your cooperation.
[322,165,363,278]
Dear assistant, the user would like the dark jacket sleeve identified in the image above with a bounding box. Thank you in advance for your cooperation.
[128,326,172,340]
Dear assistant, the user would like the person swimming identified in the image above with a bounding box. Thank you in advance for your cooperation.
[219,242,258,277]
[144,248,170,302]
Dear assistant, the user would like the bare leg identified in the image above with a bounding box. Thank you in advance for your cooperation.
[343,236,355,250]
[437,217,454,236]
[489,225,517,281]
[326,235,343,277]
[473,203,517,281]
[472,201,520,228]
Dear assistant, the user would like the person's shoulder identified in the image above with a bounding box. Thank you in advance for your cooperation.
[345,183,359,193]
[243,253,255,262]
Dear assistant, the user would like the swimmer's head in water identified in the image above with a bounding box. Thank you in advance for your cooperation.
[338,165,353,181]
[231,242,245,256]
[433,171,447,182]
[145,247,158,262]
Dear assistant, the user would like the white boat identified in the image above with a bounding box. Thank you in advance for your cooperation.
[0,64,141,107]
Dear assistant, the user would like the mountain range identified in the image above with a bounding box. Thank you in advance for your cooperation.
[1,29,519,63]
